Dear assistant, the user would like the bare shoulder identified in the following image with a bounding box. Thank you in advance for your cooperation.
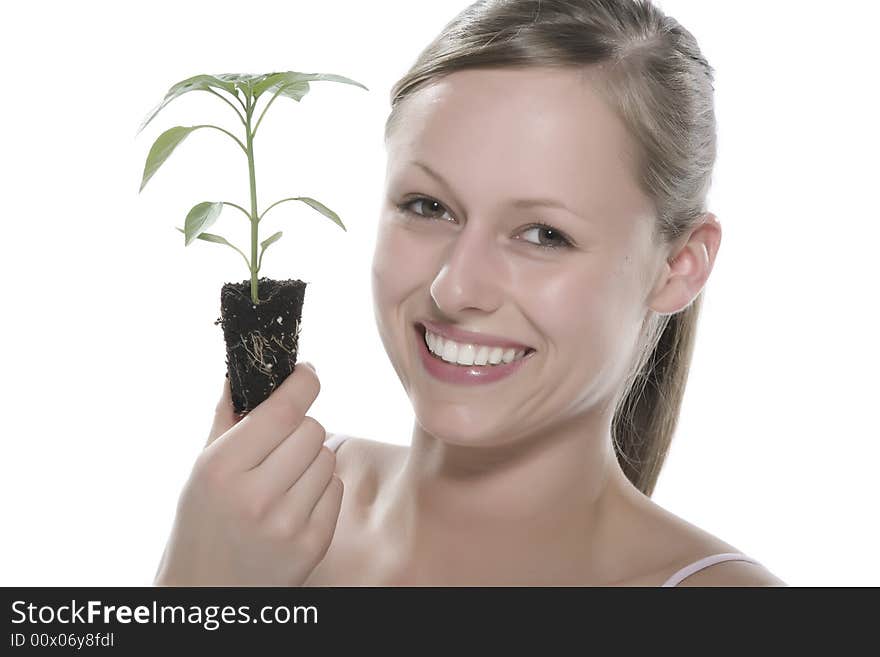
[325,434,404,503]
[670,557,786,586]
[330,434,404,468]
[322,435,787,587]
[304,435,400,586]
[631,499,787,587]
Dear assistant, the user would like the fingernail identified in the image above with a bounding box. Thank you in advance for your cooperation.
[302,361,317,373]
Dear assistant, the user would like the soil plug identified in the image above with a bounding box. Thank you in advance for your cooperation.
[136,72,368,413]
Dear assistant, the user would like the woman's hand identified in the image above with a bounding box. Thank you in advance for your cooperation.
[154,363,344,586]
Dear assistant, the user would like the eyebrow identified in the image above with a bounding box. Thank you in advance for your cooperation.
[411,161,588,219]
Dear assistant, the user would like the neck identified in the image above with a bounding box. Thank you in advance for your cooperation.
[380,409,644,584]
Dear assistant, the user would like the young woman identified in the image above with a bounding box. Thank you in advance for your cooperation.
[155,0,786,587]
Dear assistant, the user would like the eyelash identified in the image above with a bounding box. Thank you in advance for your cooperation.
[396,196,575,251]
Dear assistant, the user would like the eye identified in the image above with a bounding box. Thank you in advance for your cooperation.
[399,196,453,222]
[519,225,574,250]
[397,195,575,251]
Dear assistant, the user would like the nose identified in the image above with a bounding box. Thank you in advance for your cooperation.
[430,223,506,315]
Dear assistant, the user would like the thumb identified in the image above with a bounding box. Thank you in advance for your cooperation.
[206,376,244,447]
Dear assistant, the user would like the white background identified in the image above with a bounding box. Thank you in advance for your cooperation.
[1,0,877,586]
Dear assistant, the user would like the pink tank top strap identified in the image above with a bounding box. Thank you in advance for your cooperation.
[660,552,761,587]
[324,433,349,453]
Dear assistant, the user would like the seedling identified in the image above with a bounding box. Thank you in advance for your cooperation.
[137,71,368,413]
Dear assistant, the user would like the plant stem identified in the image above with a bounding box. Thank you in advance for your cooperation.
[252,84,288,139]
[221,201,253,221]
[192,124,248,155]
[204,88,248,128]
[245,96,260,304]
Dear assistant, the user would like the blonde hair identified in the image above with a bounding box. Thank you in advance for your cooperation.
[385,0,717,497]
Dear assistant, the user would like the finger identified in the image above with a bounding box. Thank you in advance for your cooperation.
[308,475,344,545]
[275,445,337,529]
[245,416,326,501]
[206,377,244,447]
[210,361,320,470]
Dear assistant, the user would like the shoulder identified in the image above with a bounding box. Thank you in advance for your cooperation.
[673,559,787,587]
[324,434,404,506]
[324,435,787,587]
[628,497,787,587]
[327,434,403,466]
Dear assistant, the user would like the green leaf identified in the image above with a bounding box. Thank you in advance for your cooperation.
[294,197,347,231]
[136,74,237,135]
[251,73,287,98]
[260,196,348,231]
[214,73,269,98]
[260,230,283,250]
[252,73,309,102]
[175,226,251,270]
[257,230,283,272]
[251,71,368,101]
[183,201,224,245]
[139,126,199,193]
[270,80,311,104]
[175,226,228,245]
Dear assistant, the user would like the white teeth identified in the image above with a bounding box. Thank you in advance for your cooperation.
[442,340,458,362]
[456,343,475,365]
[425,328,528,366]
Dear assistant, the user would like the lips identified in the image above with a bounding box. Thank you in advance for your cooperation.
[416,319,535,352]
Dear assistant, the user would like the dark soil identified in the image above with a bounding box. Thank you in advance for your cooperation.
[215,277,307,414]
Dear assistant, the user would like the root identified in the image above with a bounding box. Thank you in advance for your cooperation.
[238,321,299,377]
[227,318,303,412]
[239,331,275,376]
[270,334,293,354]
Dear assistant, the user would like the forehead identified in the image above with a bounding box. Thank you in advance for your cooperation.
[386,66,651,226]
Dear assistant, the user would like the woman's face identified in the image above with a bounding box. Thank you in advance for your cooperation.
[371,66,666,446]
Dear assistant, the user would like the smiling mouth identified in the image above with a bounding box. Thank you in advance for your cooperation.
[415,322,536,365]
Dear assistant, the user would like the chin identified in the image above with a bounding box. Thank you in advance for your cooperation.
[411,404,508,446]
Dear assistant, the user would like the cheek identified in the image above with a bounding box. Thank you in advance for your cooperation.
[370,216,430,308]
[371,215,443,360]
[526,263,639,381]
[530,276,608,350]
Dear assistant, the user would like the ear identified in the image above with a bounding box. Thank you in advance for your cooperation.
[647,212,722,315]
